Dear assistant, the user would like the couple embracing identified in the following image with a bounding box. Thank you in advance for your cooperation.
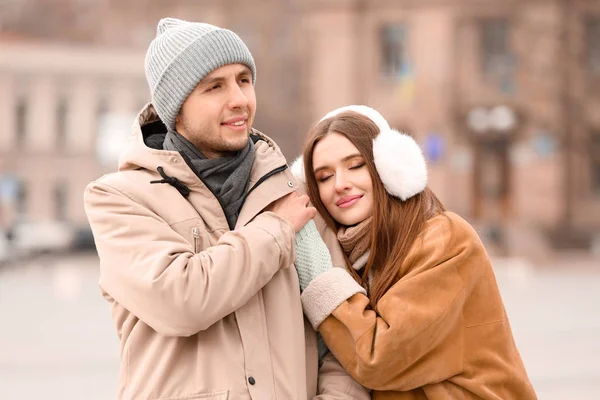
[84,17,537,400]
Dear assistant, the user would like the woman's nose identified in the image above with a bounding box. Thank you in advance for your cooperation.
[334,173,351,192]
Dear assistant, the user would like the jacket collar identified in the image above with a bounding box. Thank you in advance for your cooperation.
[119,104,287,187]
[118,104,296,229]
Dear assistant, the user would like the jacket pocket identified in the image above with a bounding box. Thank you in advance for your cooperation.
[170,218,214,254]
[158,390,229,400]
[190,225,213,254]
[192,227,201,253]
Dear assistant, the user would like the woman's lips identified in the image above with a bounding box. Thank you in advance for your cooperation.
[336,195,362,208]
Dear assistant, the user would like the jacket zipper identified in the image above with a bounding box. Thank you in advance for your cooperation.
[180,158,288,231]
[242,164,288,203]
[192,227,200,253]
[179,153,288,223]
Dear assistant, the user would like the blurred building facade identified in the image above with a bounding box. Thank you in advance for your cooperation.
[0,40,148,245]
[302,0,600,256]
[0,0,599,257]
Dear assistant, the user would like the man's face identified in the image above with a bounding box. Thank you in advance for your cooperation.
[175,63,256,158]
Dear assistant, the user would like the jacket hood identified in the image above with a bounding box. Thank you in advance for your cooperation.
[117,103,180,172]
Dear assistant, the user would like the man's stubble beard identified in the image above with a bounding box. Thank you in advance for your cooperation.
[184,120,251,156]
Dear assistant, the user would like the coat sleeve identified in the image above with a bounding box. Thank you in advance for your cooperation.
[302,216,483,391]
[314,353,371,400]
[84,181,295,337]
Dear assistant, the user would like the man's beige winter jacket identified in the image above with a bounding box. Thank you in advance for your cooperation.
[84,105,369,400]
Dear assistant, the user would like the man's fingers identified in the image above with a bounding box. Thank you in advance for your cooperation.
[299,194,310,207]
[306,206,317,219]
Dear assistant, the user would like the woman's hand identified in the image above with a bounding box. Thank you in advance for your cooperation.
[294,219,334,292]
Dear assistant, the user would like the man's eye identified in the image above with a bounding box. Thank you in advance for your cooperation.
[207,84,221,92]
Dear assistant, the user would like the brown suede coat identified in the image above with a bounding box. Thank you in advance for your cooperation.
[319,212,537,399]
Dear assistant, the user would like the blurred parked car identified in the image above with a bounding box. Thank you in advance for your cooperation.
[11,220,74,257]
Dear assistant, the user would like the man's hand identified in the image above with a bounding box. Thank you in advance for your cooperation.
[266,191,316,233]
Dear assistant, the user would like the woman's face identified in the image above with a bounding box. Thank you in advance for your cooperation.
[312,132,374,226]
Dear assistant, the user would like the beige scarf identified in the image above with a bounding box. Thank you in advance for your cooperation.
[337,217,372,270]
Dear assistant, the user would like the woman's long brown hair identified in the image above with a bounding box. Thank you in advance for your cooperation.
[303,111,446,309]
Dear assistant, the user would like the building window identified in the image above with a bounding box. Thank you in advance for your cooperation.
[95,94,109,141]
[16,180,27,218]
[56,96,68,150]
[380,24,407,78]
[480,19,511,76]
[15,97,27,149]
[592,133,600,194]
[54,180,68,221]
[586,18,600,75]
[96,94,109,119]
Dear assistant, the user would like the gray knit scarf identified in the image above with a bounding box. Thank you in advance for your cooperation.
[163,129,255,229]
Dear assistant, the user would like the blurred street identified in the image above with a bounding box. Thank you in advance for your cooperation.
[0,253,599,400]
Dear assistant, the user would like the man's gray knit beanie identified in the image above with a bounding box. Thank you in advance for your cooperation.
[144,17,256,130]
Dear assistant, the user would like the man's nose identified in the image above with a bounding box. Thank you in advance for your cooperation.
[227,83,249,109]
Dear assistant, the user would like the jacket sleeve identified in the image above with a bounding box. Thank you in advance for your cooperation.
[314,353,371,400]
[84,181,295,337]
[302,216,483,391]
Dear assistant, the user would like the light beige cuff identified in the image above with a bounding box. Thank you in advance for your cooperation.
[301,268,366,330]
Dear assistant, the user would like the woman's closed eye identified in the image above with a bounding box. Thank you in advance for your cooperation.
[317,174,332,183]
[349,162,365,170]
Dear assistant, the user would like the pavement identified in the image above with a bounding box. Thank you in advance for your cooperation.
[0,252,598,399]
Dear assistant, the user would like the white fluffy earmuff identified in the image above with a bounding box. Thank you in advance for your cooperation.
[319,105,427,201]
[290,156,305,185]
